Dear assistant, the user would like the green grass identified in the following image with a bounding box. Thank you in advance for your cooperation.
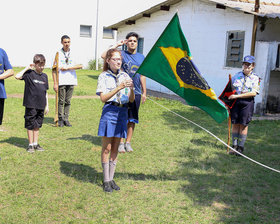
[5,67,99,96]
[0,68,280,223]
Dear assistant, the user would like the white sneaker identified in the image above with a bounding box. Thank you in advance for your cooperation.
[125,143,133,152]
[118,142,126,153]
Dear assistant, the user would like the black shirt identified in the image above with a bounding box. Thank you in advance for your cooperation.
[22,70,49,110]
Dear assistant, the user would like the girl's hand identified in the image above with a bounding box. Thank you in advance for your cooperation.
[119,79,133,90]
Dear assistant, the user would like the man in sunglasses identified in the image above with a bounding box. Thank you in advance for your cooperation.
[228,55,260,156]
[52,35,83,127]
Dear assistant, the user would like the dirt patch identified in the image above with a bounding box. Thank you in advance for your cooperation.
[7,94,98,99]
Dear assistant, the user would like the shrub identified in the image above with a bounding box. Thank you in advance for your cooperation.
[88,58,103,70]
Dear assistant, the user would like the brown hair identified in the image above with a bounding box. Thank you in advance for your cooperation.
[103,48,122,71]
[33,54,46,64]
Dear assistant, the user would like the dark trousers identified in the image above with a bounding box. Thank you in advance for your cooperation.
[0,98,4,125]
[58,85,74,121]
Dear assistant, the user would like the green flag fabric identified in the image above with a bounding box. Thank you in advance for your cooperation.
[137,13,228,123]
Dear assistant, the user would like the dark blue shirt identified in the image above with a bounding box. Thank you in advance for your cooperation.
[121,51,145,95]
[0,48,13,99]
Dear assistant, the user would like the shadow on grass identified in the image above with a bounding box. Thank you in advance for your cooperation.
[87,75,98,80]
[44,116,55,125]
[0,136,28,149]
[60,161,102,185]
[67,134,101,146]
[176,144,280,223]
[60,161,177,187]
[158,105,280,222]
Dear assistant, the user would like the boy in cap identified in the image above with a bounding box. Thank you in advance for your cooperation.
[228,55,260,155]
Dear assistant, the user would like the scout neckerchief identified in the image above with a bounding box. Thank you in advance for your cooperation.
[241,72,251,93]
[62,48,70,65]
[107,69,121,103]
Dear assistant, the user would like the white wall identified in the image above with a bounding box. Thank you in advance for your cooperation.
[254,41,279,114]
[116,0,254,96]
[0,0,103,68]
[257,18,280,42]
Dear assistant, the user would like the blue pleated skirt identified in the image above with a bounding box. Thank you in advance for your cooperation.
[98,103,128,138]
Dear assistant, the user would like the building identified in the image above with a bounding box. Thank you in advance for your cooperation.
[0,0,116,69]
[106,0,280,114]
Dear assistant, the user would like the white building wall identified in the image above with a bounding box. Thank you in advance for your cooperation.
[0,0,104,68]
[116,0,254,96]
[256,18,280,42]
[254,41,279,113]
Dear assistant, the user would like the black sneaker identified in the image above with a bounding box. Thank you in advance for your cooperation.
[58,119,64,127]
[103,181,113,193]
[236,146,244,156]
[229,145,237,155]
[26,145,35,153]
[64,120,72,127]
[34,144,44,151]
[110,180,120,191]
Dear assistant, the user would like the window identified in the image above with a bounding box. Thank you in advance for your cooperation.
[121,37,144,54]
[137,38,144,54]
[103,28,114,39]
[80,25,92,38]
[225,31,245,68]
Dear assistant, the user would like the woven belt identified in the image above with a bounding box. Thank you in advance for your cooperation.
[105,101,128,108]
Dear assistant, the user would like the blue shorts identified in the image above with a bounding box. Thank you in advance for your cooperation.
[98,103,128,138]
[24,107,45,130]
[230,98,254,126]
[128,94,141,124]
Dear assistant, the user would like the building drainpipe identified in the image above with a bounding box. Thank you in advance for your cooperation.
[250,0,260,56]
[95,0,100,70]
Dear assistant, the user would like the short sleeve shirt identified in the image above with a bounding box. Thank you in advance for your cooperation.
[22,70,49,110]
[53,49,78,86]
[96,70,131,104]
[0,48,13,99]
[232,71,260,95]
[121,51,145,95]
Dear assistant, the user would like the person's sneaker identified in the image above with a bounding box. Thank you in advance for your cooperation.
[236,146,244,156]
[34,144,45,152]
[125,143,133,152]
[58,119,64,127]
[229,145,237,155]
[110,180,120,191]
[103,181,113,193]
[26,145,35,153]
[118,142,126,153]
[64,120,72,127]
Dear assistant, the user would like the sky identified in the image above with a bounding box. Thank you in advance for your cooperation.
[100,0,165,26]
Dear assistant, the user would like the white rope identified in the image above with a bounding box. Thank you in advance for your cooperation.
[139,91,280,174]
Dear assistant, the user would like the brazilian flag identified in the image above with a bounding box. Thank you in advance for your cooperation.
[137,13,228,123]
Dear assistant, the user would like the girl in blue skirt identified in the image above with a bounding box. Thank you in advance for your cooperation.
[96,48,135,192]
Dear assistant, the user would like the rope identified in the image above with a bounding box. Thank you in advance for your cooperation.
[138,91,280,174]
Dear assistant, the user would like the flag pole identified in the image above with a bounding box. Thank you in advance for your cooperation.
[227,74,232,153]
[53,52,59,127]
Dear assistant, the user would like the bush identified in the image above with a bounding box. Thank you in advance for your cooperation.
[88,58,103,70]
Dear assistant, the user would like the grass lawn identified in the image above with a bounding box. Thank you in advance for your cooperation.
[0,68,280,223]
